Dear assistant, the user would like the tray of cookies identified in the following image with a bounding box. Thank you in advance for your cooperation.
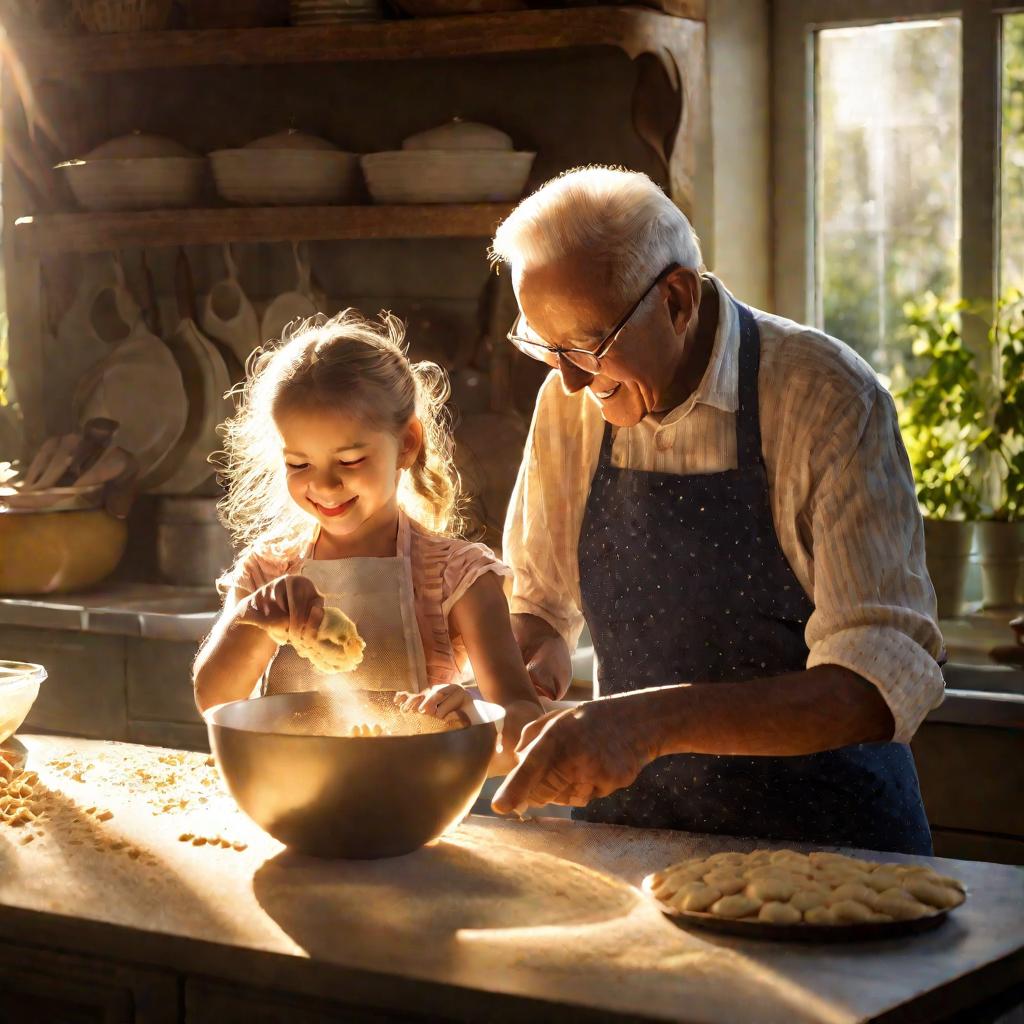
[643,849,966,942]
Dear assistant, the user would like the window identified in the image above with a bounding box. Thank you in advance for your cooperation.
[774,2,1006,376]
[816,20,961,377]
[1001,13,1024,292]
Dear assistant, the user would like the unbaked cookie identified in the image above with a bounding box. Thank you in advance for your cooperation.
[644,849,965,929]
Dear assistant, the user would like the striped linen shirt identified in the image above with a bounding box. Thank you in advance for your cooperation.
[503,274,944,743]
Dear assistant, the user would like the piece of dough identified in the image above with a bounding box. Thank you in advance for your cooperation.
[710,894,761,919]
[864,869,903,893]
[830,883,878,908]
[670,882,723,913]
[873,893,933,920]
[804,906,836,925]
[902,877,965,910]
[829,900,874,924]
[746,876,797,902]
[758,901,802,925]
[705,851,747,868]
[791,888,829,912]
[703,871,747,895]
[268,606,365,674]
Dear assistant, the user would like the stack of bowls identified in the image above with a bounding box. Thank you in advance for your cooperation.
[57,132,206,212]
[210,130,362,206]
[362,119,535,205]
[289,0,381,23]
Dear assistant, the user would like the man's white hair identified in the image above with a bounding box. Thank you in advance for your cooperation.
[490,166,703,304]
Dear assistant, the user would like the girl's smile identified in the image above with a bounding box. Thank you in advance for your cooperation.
[311,495,359,518]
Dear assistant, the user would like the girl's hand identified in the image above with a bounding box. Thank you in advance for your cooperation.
[493,699,545,776]
[394,683,470,724]
[236,574,324,647]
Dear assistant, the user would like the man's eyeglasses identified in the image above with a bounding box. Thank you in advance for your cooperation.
[506,263,680,374]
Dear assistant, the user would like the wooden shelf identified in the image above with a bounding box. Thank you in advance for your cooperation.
[13,6,703,77]
[13,203,514,255]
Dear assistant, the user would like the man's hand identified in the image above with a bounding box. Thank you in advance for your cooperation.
[491,698,659,815]
[237,574,324,647]
[511,613,572,700]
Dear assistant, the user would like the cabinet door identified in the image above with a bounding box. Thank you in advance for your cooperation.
[185,977,431,1024]
[0,626,128,739]
[0,941,179,1023]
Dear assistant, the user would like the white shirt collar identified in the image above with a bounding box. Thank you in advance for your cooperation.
[655,273,740,429]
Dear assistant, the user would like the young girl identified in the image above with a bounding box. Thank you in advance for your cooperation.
[193,311,543,769]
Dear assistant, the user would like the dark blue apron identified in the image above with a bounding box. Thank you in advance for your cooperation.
[575,301,933,855]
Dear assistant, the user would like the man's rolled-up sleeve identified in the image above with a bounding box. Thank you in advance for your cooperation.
[503,373,598,653]
[803,384,944,744]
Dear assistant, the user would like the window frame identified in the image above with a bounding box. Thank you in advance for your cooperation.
[772,0,1011,366]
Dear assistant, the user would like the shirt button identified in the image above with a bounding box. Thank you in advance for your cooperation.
[656,432,673,452]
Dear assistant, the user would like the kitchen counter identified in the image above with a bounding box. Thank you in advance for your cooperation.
[1,735,1023,1023]
[0,583,220,643]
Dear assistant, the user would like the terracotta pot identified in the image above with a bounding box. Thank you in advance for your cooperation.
[923,518,974,619]
[977,520,1024,609]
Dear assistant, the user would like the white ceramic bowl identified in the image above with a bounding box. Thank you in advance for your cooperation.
[59,157,207,211]
[210,149,363,205]
[361,150,535,204]
[0,661,46,745]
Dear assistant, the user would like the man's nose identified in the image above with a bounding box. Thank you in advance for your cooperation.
[558,354,594,395]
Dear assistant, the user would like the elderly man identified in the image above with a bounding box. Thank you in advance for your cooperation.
[489,167,943,855]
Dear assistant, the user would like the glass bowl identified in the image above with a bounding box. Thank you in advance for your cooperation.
[0,661,47,745]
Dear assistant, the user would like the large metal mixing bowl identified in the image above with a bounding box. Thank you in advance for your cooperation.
[205,689,503,859]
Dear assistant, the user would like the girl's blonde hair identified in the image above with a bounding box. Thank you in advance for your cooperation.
[218,310,464,554]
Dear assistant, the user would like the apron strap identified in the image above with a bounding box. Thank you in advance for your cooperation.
[734,301,764,471]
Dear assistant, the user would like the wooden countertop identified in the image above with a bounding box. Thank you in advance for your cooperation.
[1,735,1023,1023]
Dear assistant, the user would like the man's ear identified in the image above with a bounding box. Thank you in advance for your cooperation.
[399,417,424,469]
[664,267,701,335]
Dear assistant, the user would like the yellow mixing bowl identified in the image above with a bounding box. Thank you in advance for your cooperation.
[0,507,127,594]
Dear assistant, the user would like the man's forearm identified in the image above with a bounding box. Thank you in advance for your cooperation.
[616,665,896,758]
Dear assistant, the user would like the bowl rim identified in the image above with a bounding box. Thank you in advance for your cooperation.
[204,691,505,736]
[0,661,47,689]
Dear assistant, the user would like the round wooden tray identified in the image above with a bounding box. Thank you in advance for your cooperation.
[643,881,952,943]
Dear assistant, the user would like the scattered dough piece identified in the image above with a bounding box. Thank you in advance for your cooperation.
[670,883,723,913]
[267,605,365,674]
[759,901,802,925]
[710,894,761,919]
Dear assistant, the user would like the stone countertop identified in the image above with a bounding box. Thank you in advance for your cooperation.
[1,735,1023,1023]
[0,584,219,642]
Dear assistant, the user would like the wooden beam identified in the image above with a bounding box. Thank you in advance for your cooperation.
[11,8,705,78]
[12,204,515,255]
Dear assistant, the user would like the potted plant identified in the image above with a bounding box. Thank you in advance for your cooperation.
[975,291,1024,608]
[895,295,985,619]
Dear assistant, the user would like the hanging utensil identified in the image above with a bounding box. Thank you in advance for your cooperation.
[260,241,319,345]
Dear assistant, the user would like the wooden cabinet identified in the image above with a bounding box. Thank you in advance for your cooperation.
[0,625,207,750]
[0,941,178,1024]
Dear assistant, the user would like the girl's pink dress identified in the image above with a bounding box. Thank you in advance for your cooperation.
[219,512,511,688]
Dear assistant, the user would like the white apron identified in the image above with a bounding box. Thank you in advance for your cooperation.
[262,513,429,696]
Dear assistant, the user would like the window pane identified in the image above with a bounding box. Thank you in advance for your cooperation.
[816,20,961,377]
[1002,13,1024,291]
